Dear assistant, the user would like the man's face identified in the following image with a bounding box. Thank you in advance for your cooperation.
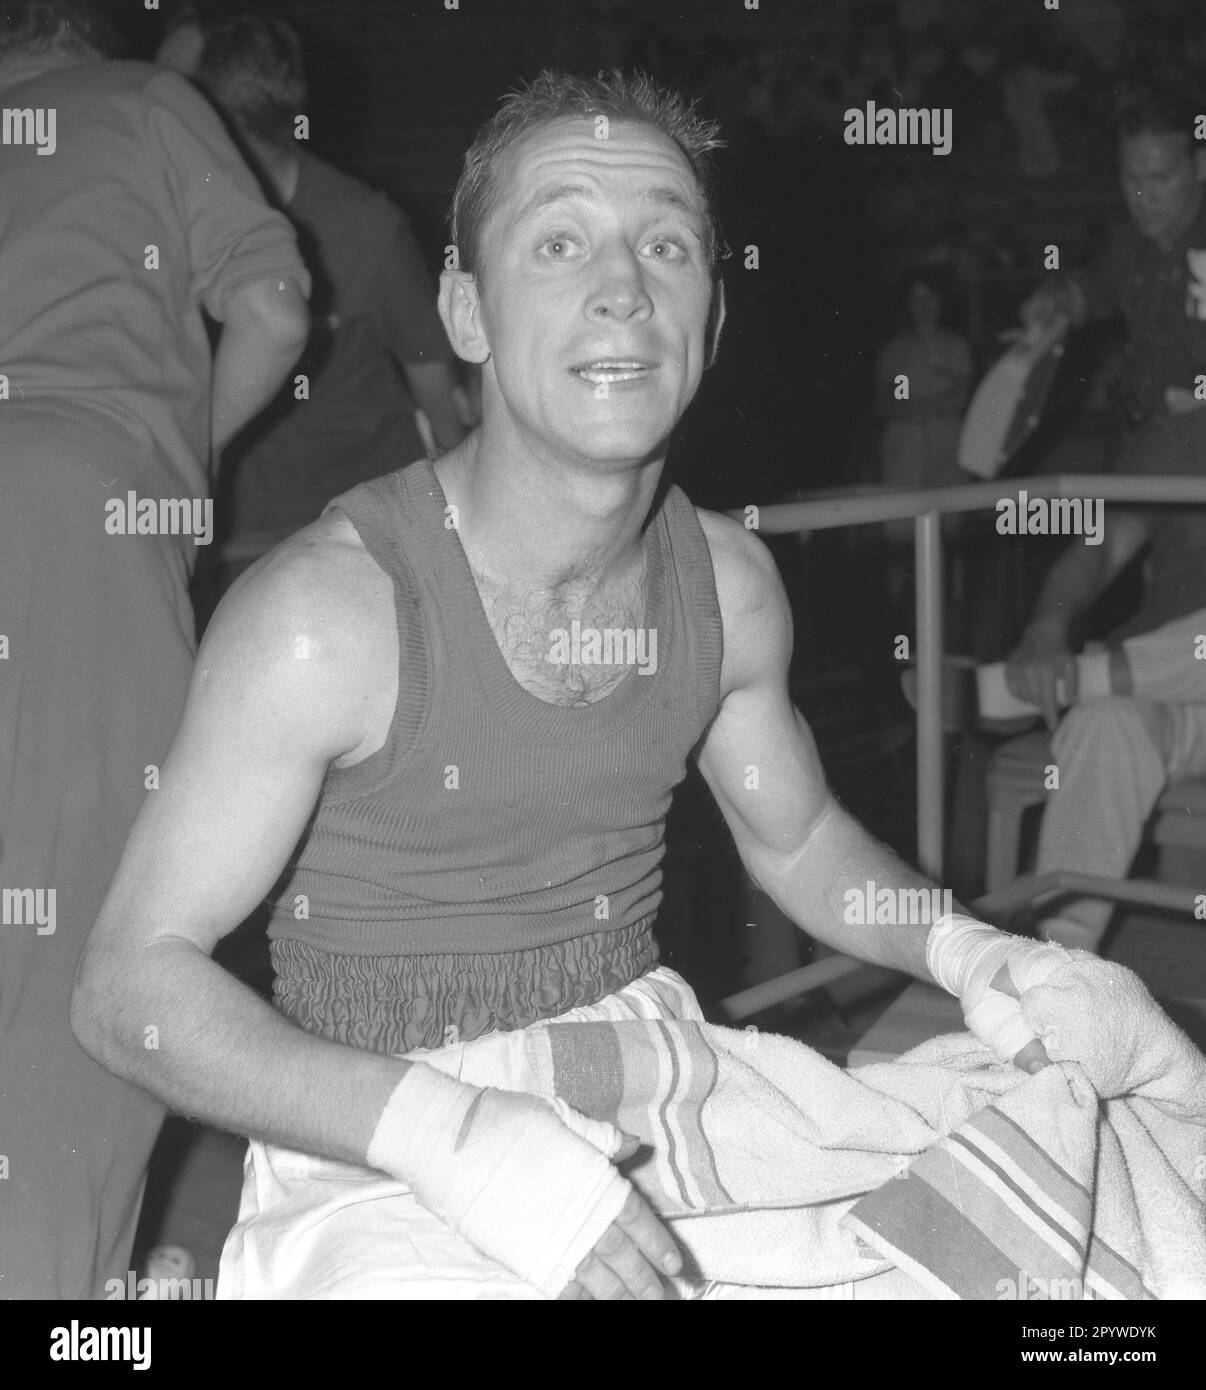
[1119,131,1202,245]
[471,117,716,469]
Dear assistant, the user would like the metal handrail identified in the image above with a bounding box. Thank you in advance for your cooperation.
[732,473,1206,878]
[712,473,1206,1024]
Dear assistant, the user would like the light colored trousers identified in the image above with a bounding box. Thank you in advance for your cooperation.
[217,965,929,1301]
[1037,608,1206,944]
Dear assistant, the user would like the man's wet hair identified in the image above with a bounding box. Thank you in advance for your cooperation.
[1117,90,1198,149]
[195,11,305,150]
[0,0,124,59]
[450,69,727,284]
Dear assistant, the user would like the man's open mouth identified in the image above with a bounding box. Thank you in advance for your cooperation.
[571,360,653,385]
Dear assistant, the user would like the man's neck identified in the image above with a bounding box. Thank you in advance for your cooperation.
[434,431,663,597]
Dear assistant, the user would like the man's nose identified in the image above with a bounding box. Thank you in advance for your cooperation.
[585,247,653,321]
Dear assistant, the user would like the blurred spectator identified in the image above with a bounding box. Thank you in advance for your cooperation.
[0,0,308,1298]
[999,25,1078,181]
[162,9,466,563]
[1006,89,1206,952]
[876,269,973,485]
[1021,90,1206,441]
[874,267,974,607]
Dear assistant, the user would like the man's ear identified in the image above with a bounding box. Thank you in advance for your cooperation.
[438,269,491,365]
[705,276,727,369]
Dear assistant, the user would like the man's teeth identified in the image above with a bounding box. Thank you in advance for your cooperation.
[575,362,648,383]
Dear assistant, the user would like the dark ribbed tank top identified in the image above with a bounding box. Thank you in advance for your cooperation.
[268,457,723,1052]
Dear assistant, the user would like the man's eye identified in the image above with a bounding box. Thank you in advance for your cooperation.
[538,235,581,259]
[644,238,686,262]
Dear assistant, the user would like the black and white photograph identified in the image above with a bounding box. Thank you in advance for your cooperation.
[0,0,1203,1355]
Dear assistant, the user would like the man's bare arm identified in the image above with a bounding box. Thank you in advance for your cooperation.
[692,515,948,980]
[211,274,310,459]
[70,529,409,1164]
[692,517,1053,1072]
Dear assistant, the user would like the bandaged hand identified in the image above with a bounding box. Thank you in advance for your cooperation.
[928,917,1206,1110]
[927,914,1076,1068]
[367,1064,680,1299]
[1017,955,1206,1113]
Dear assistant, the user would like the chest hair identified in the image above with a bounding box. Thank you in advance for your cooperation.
[471,555,649,707]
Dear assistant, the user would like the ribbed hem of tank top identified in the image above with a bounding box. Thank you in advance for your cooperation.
[270,916,660,1054]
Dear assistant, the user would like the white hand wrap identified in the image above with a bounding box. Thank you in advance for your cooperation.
[367,1063,634,1298]
[927,914,1076,1062]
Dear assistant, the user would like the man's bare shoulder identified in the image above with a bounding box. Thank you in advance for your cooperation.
[221,510,392,641]
[695,507,791,625]
[694,508,793,691]
[199,510,397,760]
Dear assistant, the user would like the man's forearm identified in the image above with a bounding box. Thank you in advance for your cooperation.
[72,938,409,1167]
[212,322,305,457]
[1024,540,1114,642]
[211,277,309,458]
[752,803,965,981]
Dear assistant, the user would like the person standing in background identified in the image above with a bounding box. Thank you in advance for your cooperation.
[874,267,974,615]
[0,0,309,1298]
[160,10,468,578]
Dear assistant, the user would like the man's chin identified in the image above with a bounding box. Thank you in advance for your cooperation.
[562,432,670,468]
[551,412,675,466]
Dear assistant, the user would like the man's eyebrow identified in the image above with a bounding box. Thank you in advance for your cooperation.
[639,185,704,221]
[514,183,594,224]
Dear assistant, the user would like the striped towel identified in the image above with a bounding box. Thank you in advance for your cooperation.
[845,1064,1155,1300]
[519,1019,1206,1297]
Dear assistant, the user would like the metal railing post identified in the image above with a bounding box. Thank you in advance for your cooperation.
[915,509,944,879]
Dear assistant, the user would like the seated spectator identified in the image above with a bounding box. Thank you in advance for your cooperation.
[1008,90,1206,951]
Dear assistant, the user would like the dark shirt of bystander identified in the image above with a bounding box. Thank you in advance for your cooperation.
[225,148,455,537]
